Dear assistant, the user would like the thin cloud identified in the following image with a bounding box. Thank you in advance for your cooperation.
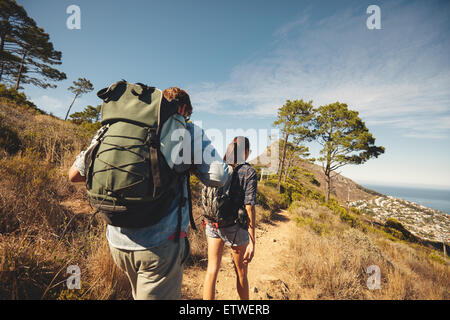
[31,94,86,119]
[32,95,66,111]
[189,0,450,138]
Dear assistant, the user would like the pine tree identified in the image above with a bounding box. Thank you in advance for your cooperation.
[13,25,66,89]
[280,141,313,183]
[0,0,35,82]
[312,102,385,201]
[69,105,101,124]
[65,78,94,121]
[273,99,314,191]
[0,0,66,88]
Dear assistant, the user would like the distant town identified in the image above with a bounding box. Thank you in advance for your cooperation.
[349,196,450,243]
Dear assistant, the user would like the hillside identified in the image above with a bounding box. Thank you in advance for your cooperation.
[251,143,449,245]
[250,142,380,204]
[0,98,449,300]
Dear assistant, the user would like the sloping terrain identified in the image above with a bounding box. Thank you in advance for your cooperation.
[0,99,448,300]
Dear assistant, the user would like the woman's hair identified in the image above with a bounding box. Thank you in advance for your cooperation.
[162,87,193,116]
[224,136,250,166]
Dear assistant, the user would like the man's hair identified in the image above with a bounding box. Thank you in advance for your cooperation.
[162,87,192,116]
[224,136,250,166]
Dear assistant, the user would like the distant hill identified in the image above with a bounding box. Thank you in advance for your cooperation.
[250,141,382,204]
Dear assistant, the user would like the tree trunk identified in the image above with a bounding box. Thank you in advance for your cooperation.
[277,132,289,192]
[326,174,331,202]
[284,153,294,183]
[14,52,27,90]
[65,94,79,121]
[324,163,331,202]
[0,18,12,82]
[0,34,6,82]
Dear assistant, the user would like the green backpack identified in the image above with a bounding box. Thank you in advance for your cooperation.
[84,80,193,230]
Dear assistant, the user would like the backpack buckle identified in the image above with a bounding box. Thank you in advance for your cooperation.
[147,129,160,149]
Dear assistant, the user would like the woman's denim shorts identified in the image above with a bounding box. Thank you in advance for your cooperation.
[205,222,249,247]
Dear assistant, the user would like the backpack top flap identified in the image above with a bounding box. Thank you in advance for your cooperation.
[201,165,237,219]
[97,81,164,128]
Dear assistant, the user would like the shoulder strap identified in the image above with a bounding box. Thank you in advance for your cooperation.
[147,127,161,198]
[174,176,184,242]
[226,163,244,197]
[174,173,196,242]
[186,172,196,231]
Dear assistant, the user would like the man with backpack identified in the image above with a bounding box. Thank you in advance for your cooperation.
[68,82,230,300]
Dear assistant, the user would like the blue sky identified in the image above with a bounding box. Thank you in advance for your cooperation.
[17,0,450,188]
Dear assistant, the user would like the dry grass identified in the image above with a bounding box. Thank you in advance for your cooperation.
[1,101,448,300]
[286,202,450,300]
[0,102,129,299]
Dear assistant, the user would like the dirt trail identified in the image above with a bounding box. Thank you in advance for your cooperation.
[61,194,299,300]
[182,210,298,300]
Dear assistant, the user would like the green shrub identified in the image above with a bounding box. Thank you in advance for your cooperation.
[78,121,102,136]
[295,215,330,236]
[384,218,416,242]
[0,115,22,155]
[339,210,361,228]
[257,184,290,211]
[0,84,46,115]
[302,171,320,186]
[291,192,303,202]
[428,252,447,265]
[263,179,278,189]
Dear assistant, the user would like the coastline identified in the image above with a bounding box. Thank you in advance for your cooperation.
[361,183,450,215]
[350,195,450,243]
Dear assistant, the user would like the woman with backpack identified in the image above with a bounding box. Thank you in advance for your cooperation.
[202,136,257,300]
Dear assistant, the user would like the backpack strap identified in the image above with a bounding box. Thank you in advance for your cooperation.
[147,90,179,199]
[174,177,183,242]
[147,127,162,198]
[186,172,197,231]
[173,172,198,242]
[227,163,244,197]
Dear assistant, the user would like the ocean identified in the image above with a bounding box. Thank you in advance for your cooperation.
[362,184,450,214]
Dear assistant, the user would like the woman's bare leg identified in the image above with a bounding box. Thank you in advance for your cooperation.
[203,236,225,300]
[231,244,249,300]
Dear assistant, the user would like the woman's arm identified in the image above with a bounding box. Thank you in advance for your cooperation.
[243,204,256,265]
[243,166,258,264]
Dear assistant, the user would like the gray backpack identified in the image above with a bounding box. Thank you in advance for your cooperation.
[201,164,244,226]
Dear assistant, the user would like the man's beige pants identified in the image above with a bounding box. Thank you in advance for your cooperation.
[109,237,190,300]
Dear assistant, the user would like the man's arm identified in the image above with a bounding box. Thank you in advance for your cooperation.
[68,127,103,183]
[187,122,230,187]
[68,164,85,183]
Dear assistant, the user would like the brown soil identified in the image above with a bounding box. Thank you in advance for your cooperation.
[182,210,298,300]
